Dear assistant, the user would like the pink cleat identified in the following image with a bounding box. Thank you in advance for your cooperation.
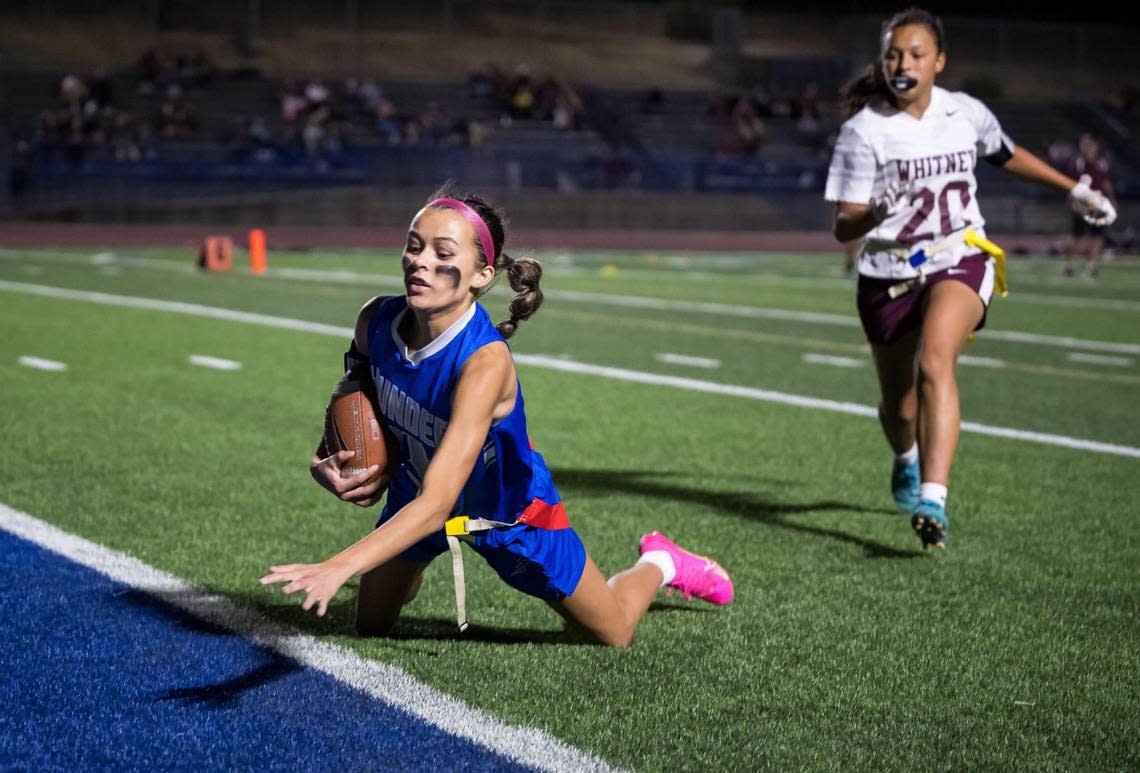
[639,531,734,605]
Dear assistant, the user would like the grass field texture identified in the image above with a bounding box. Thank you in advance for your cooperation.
[1,246,1137,770]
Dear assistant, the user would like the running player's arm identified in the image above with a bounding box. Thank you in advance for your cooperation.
[834,202,880,242]
[997,145,1078,193]
[826,123,884,241]
[262,343,512,616]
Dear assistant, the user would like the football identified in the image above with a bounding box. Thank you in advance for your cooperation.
[323,390,399,480]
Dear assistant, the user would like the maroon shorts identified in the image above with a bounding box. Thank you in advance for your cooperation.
[856,253,995,345]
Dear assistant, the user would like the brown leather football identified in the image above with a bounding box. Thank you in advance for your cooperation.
[324,390,399,480]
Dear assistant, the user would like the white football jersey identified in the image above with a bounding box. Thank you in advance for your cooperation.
[825,86,1014,279]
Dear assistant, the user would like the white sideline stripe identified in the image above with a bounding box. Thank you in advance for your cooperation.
[6,255,1140,351]
[18,356,67,372]
[0,280,355,338]
[1067,352,1133,367]
[1011,292,1140,313]
[2,280,1138,460]
[802,353,863,368]
[514,356,1140,460]
[988,330,1140,356]
[550,288,858,326]
[654,352,721,368]
[189,355,242,371]
[12,248,1140,312]
[959,355,1006,368]
[0,503,616,773]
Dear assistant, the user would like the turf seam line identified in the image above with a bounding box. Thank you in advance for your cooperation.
[3,280,1138,459]
[0,502,619,773]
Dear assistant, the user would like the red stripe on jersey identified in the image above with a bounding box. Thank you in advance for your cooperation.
[516,498,571,530]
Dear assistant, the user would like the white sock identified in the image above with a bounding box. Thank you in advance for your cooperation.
[895,443,919,465]
[919,482,948,507]
[637,551,676,586]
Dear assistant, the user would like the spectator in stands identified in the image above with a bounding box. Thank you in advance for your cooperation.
[305,79,331,110]
[797,82,822,137]
[280,80,308,123]
[748,84,773,118]
[374,98,402,145]
[135,48,169,96]
[182,50,216,89]
[111,113,143,162]
[402,116,422,145]
[730,97,766,155]
[59,73,88,109]
[419,101,448,144]
[87,68,114,110]
[467,64,495,99]
[158,85,197,141]
[1105,85,1138,122]
[1046,137,1075,169]
[1063,135,1117,278]
[508,65,536,120]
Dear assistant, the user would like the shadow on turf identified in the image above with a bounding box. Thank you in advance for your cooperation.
[160,658,302,708]
[552,467,923,559]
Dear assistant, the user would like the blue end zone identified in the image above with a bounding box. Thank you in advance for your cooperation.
[0,530,526,771]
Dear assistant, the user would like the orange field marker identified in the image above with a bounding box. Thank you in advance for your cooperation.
[249,229,267,275]
[198,236,233,272]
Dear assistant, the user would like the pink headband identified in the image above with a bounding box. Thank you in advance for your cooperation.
[424,197,496,266]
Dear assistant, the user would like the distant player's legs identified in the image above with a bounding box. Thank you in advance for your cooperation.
[1086,234,1105,276]
[355,558,428,636]
[842,239,860,276]
[550,555,662,648]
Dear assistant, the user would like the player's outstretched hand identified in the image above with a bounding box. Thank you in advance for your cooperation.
[260,561,353,617]
[1069,174,1117,226]
[869,181,915,224]
[310,450,387,508]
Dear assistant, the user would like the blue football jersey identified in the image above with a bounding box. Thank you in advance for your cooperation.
[366,297,561,526]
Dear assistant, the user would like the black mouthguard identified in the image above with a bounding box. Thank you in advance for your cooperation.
[890,75,918,91]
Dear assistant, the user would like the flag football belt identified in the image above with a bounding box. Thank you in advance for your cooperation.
[442,501,570,632]
[886,229,1008,300]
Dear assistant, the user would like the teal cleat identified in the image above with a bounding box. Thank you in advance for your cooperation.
[891,458,921,512]
[911,499,948,550]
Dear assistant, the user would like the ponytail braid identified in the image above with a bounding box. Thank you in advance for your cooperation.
[494,252,544,340]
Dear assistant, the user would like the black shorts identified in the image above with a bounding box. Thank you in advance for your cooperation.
[1072,214,1107,238]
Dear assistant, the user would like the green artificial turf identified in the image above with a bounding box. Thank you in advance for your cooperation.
[0,246,1137,770]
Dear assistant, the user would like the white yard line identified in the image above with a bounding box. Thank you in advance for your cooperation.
[654,353,721,368]
[2,280,1138,460]
[18,355,67,372]
[1066,352,1133,367]
[0,502,617,773]
[802,353,863,368]
[189,355,242,371]
[958,355,1006,368]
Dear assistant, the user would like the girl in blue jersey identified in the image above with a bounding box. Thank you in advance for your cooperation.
[262,191,733,647]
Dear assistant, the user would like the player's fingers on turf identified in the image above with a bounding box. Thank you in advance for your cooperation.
[317,597,329,617]
[301,591,317,611]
